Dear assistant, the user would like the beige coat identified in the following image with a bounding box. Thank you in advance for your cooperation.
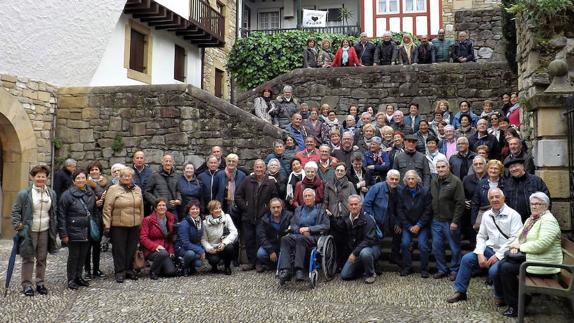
[103,184,144,229]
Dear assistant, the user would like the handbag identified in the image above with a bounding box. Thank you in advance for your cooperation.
[79,198,100,241]
[133,250,146,270]
[504,250,526,264]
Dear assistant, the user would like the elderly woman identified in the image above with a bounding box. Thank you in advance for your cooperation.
[415,120,437,154]
[316,38,334,68]
[398,170,433,277]
[283,135,298,162]
[357,123,376,153]
[323,162,357,268]
[292,161,325,208]
[435,100,452,125]
[332,39,360,67]
[277,188,330,284]
[455,114,476,139]
[58,169,97,289]
[11,165,58,296]
[103,167,144,283]
[110,163,126,185]
[286,157,305,207]
[328,129,342,150]
[140,198,177,280]
[201,200,238,275]
[303,107,330,145]
[177,162,204,221]
[380,126,395,151]
[85,161,109,279]
[373,112,387,136]
[397,34,418,65]
[267,158,287,198]
[176,199,205,275]
[496,192,562,317]
[471,159,504,231]
[253,87,275,123]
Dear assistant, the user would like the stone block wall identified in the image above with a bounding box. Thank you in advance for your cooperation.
[55,84,281,173]
[454,9,505,61]
[442,0,501,34]
[237,63,516,119]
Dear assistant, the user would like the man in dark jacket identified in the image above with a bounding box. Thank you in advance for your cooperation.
[398,170,433,277]
[53,158,77,201]
[503,157,550,222]
[270,85,299,130]
[132,151,152,213]
[451,31,475,63]
[416,35,436,64]
[285,113,308,151]
[469,119,500,160]
[393,135,431,187]
[332,131,356,169]
[198,155,220,210]
[431,159,465,281]
[144,154,181,214]
[339,195,382,284]
[373,31,397,65]
[449,137,476,180]
[265,139,291,175]
[235,159,279,271]
[196,146,226,175]
[354,32,376,66]
[255,198,293,272]
[503,137,535,176]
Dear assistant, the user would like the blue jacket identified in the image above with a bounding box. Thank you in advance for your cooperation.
[363,150,390,181]
[214,169,247,203]
[177,175,204,211]
[176,216,205,256]
[403,114,422,133]
[290,204,329,235]
[471,178,504,225]
[452,111,479,129]
[286,124,308,151]
[363,182,392,230]
[397,185,433,229]
[132,164,152,190]
[197,170,220,207]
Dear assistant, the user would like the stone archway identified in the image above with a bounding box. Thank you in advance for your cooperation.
[0,87,38,238]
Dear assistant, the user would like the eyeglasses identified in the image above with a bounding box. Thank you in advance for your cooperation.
[335,169,346,172]
[530,202,544,206]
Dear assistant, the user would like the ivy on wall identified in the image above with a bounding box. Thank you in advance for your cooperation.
[507,0,574,37]
[501,0,518,74]
[227,31,417,90]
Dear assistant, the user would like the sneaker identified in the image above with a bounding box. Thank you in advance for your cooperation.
[93,270,105,278]
[23,286,34,297]
[295,269,306,281]
[447,292,467,303]
[448,272,457,281]
[364,275,376,284]
[433,272,448,279]
[240,264,255,271]
[84,273,92,281]
[421,271,430,279]
[36,285,48,295]
[75,277,90,287]
[503,306,518,317]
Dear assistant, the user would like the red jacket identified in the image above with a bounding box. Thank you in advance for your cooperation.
[139,211,176,257]
[293,176,325,208]
[295,148,321,166]
[332,47,361,67]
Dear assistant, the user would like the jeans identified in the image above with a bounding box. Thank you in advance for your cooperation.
[256,246,279,266]
[340,246,382,280]
[182,250,204,269]
[454,247,502,298]
[431,220,461,274]
[401,228,429,272]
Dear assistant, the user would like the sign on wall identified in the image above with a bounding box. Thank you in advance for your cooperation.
[302,9,327,27]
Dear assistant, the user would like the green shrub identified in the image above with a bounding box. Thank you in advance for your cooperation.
[506,0,574,36]
[501,0,518,73]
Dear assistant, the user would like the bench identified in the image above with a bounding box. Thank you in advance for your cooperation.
[518,236,574,323]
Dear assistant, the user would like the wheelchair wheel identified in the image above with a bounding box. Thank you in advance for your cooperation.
[318,235,337,281]
[309,269,318,289]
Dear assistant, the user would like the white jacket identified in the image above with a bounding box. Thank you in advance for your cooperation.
[201,213,238,253]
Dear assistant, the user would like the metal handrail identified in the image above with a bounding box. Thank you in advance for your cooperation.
[241,25,360,37]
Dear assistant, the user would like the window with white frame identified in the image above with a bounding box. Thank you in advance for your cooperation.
[377,0,399,14]
[258,11,280,30]
[403,0,426,13]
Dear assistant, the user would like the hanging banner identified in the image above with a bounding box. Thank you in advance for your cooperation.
[302,9,327,28]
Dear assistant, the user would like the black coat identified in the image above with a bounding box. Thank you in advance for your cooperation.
[57,186,96,242]
[503,173,550,222]
[469,132,500,160]
[347,167,374,193]
[335,211,380,257]
[471,177,504,225]
[144,168,181,212]
[303,48,318,68]
[449,151,477,180]
[374,41,397,65]
[416,43,435,64]
[397,185,433,229]
[53,168,73,201]
[451,40,475,62]
[235,175,279,224]
[256,210,293,254]
[354,42,376,66]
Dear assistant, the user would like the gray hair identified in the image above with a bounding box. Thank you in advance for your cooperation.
[383,31,392,37]
[304,161,318,171]
[269,197,284,207]
[434,159,450,169]
[342,131,354,139]
[348,194,363,205]
[473,155,487,164]
[487,187,504,198]
[273,139,285,147]
[361,112,371,118]
[319,144,331,151]
[111,163,126,173]
[387,169,400,179]
[282,85,293,93]
[302,188,316,197]
[403,170,422,185]
[267,158,280,167]
[393,110,404,117]
[444,125,455,132]
[64,158,77,167]
[457,137,469,145]
[529,192,550,207]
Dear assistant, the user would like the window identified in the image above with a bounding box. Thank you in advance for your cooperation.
[214,69,224,98]
[258,11,280,30]
[124,20,152,84]
[327,8,342,22]
[377,0,399,14]
[242,6,251,30]
[403,0,426,13]
[174,45,186,82]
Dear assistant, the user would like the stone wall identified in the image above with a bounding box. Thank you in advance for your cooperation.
[237,63,516,118]
[55,84,281,172]
[454,9,505,61]
[442,0,501,34]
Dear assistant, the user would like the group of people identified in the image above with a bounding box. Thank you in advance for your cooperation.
[10,82,561,318]
[303,30,475,68]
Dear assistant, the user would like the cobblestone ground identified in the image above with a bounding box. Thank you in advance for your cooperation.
[0,240,571,322]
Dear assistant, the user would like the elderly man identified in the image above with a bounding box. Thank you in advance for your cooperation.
[215,154,247,215]
[235,159,279,271]
[391,110,413,135]
[265,139,291,175]
[374,31,397,65]
[469,119,500,160]
[286,113,308,151]
[256,198,293,272]
[451,31,475,63]
[270,85,299,129]
[339,195,382,284]
[354,32,376,66]
[462,155,487,245]
[197,146,226,174]
[439,125,458,160]
[144,154,181,214]
[317,145,338,181]
[364,169,402,266]
[198,155,221,209]
[449,137,477,180]
[53,158,77,201]
[295,136,320,166]
[431,159,466,281]
[132,151,153,214]
[416,35,436,64]
[503,137,535,176]
[332,131,356,169]
[364,136,390,183]
[447,188,523,304]
[503,157,550,222]
[344,115,359,137]
[432,28,453,63]
[394,134,431,187]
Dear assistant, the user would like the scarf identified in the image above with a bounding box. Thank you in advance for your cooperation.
[225,168,236,202]
[519,211,546,243]
[191,215,202,231]
[286,170,305,199]
[157,214,168,237]
[507,103,520,117]
[207,214,225,226]
[403,42,414,63]
[342,47,349,65]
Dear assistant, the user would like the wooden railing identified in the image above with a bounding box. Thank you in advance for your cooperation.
[241,25,360,37]
[189,0,224,41]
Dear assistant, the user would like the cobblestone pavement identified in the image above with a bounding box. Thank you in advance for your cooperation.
[0,239,571,322]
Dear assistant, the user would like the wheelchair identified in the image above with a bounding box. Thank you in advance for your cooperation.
[276,234,338,289]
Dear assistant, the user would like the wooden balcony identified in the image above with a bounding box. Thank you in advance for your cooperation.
[241,25,360,37]
[124,0,225,48]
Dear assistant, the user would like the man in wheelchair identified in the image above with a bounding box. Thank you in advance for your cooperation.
[338,195,382,284]
[277,188,329,285]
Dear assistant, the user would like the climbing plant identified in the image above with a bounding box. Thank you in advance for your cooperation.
[228,31,418,90]
[506,0,574,37]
